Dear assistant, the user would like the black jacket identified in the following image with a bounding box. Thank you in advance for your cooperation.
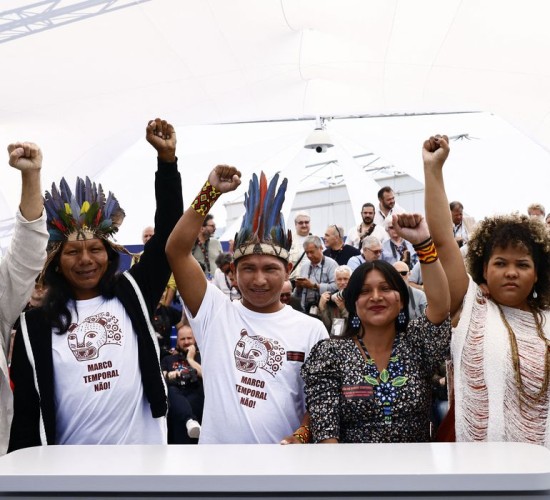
[8,159,183,452]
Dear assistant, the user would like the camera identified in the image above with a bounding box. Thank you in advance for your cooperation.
[173,368,199,387]
[304,127,333,154]
[331,290,344,302]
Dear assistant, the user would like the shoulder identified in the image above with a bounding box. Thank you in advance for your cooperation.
[324,256,338,267]
[409,286,426,300]
[407,314,451,337]
[344,244,360,255]
[304,337,356,367]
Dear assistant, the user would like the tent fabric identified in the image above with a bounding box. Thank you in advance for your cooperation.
[1,0,550,245]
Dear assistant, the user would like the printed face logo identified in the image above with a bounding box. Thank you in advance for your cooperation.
[233,329,285,377]
[67,312,122,361]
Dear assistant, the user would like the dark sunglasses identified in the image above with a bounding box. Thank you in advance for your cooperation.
[398,271,408,276]
[332,225,341,239]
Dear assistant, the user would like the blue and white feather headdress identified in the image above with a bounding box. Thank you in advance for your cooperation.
[233,171,292,261]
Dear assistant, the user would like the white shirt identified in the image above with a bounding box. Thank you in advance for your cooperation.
[185,284,328,444]
[53,296,166,444]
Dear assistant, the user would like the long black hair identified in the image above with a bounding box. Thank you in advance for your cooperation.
[343,260,410,338]
[42,239,120,334]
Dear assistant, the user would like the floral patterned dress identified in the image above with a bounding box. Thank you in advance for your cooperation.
[301,315,451,443]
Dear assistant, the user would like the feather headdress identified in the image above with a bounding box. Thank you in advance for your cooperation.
[40,176,129,282]
[233,171,292,261]
[44,176,125,242]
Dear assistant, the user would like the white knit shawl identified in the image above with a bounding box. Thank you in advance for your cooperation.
[452,277,550,447]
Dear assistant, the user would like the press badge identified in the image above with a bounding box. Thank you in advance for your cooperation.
[331,318,346,337]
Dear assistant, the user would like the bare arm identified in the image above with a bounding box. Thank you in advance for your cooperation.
[393,214,450,325]
[166,166,241,316]
[8,142,43,221]
[185,345,202,378]
[422,136,468,321]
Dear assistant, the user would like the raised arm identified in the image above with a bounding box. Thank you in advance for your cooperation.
[422,135,468,321]
[166,166,241,316]
[8,142,43,221]
[130,119,182,313]
[393,213,450,325]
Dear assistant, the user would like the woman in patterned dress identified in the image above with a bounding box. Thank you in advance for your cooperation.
[423,135,550,447]
[302,212,452,443]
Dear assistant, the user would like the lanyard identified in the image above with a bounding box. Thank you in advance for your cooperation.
[196,239,211,274]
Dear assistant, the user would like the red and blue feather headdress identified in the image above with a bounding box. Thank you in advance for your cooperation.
[233,171,292,261]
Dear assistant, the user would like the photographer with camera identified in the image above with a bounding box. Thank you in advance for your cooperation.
[318,265,352,336]
[295,236,338,317]
[161,323,204,443]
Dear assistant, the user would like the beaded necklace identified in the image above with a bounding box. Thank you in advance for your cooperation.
[497,304,550,407]
[355,335,408,425]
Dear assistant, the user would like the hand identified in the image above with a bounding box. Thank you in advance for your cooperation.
[8,142,42,172]
[186,344,196,360]
[319,292,330,310]
[146,118,176,163]
[280,434,303,445]
[333,294,345,310]
[392,213,430,246]
[296,277,314,289]
[422,134,450,170]
[207,165,241,194]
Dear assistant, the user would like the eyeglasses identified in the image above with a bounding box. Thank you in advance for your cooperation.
[366,248,382,255]
[398,271,409,276]
[296,220,310,225]
[332,225,341,239]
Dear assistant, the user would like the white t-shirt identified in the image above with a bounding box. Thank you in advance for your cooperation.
[185,284,328,444]
[52,296,166,444]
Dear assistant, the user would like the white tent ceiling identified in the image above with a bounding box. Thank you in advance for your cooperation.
[1,0,550,244]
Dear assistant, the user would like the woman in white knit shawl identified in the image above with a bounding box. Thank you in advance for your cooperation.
[423,134,550,447]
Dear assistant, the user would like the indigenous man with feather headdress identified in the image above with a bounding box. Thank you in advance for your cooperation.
[167,166,328,444]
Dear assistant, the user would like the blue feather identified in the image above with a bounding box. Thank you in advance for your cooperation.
[261,173,279,239]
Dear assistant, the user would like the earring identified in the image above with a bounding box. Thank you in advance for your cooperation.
[55,266,59,272]
[351,315,361,329]
[397,309,407,329]
[533,289,538,299]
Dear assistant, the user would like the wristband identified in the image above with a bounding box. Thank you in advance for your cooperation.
[292,425,312,444]
[191,180,222,216]
[413,237,438,264]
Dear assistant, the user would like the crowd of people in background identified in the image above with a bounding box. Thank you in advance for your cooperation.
[2,124,550,454]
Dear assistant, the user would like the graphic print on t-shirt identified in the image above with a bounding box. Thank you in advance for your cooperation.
[67,312,122,361]
[233,328,286,410]
[233,328,285,377]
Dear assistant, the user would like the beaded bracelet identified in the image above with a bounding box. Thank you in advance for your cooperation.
[292,425,312,444]
[413,236,438,264]
[191,180,222,216]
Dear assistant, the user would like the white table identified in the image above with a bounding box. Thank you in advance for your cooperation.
[0,442,548,498]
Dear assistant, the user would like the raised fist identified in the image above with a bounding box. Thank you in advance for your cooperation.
[7,142,42,172]
[207,165,242,194]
